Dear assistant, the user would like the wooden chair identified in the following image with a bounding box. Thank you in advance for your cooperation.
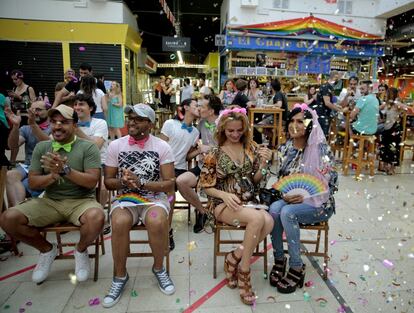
[399,111,414,164]
[0,166,19,255]
[128,210,172,274]
[39,180,105,282]
[213,221,268,279]
[343,134,376,177]
[126,194,175,274]
[283,221,330,280]
[329,112,350,161]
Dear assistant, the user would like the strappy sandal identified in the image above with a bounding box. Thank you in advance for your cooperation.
[269,256,287,287]
[224,250,241,289]
[276,264,306,294]
[237,267,256,306]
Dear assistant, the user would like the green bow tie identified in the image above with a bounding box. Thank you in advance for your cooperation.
[205,120,216,132]
[52,137,76,153]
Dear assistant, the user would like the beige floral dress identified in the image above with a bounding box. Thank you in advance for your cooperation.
[198,143,261,215]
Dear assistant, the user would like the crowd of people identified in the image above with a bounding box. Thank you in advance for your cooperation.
[0,64,410,307]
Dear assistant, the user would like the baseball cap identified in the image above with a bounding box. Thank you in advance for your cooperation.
[48,104,75,119]
[124,104,155,123]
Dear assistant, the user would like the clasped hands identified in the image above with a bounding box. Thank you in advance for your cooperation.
[120,168,142,190]
[40,152,67,177]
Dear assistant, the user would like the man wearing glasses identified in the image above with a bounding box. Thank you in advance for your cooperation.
[103,104,176,308]
[5,101,52,207]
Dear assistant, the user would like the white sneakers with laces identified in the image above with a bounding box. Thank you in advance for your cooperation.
[32,243,58,284]
[74,249,91,282]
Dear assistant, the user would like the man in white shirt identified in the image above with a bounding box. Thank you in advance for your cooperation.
[73,94,109,211]
[160,99,200,245]
[181,78,194,101]
[338,76,361,109]
[199,77,211,96]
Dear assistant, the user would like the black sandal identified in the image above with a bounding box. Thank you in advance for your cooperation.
[276,264,306,294]
[269,256,287,287]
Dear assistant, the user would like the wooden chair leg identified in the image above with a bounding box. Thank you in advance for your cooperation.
[213,227,218,279]
[93,237,99,281]
[355,138,364,178]
[166,251,170,274]
[100,233,105,255]
[56,232,63,255]
[343,142,353,175]
[315,229,321,253]
[323,227,329,280]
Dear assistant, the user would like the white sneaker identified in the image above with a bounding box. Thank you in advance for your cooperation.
[74,249,90,282]
[32,244,58,283]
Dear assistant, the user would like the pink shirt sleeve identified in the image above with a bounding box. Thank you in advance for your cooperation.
[159,141,175,165]
[105,140,119,167]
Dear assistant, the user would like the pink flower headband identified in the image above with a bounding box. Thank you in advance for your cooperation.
[216,107,247,125]
[293,103,310,112]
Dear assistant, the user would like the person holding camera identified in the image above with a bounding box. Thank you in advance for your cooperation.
[8,70,36,112]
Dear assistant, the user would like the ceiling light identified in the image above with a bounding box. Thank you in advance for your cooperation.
[177,51,184,64]
[407,49,414,53]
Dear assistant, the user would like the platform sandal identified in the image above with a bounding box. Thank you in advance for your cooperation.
[237,267,256,306]
[276,264,306,294]
[269,256,287,287]
[224,250,241,289]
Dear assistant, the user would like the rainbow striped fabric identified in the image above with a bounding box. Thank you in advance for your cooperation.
[228,16,382,42]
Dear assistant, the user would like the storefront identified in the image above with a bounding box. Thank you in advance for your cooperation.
[0,18,142,105]
[222,16,384,97]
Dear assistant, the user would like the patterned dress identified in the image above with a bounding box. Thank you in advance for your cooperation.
[199,143,262,214]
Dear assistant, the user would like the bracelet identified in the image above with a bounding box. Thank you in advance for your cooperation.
[261,168,267,176]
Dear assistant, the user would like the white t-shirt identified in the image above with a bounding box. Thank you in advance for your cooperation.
[199,85,210,96]
[78,118,108,163]
[181,85,194,101]
[77,89,105,113]
[105,135,175,200]
[338,88,361,106]
[161,119,199,170]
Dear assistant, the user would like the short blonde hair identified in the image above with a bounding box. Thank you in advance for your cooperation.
[215,105,251,147]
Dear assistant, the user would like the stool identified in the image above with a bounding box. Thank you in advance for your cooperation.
[343,135,376,177]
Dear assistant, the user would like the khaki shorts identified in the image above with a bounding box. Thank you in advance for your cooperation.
[13,197,103,227]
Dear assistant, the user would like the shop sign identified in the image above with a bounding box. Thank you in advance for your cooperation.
[215,34,226,46]
[162,37,191,52]
[298,55,331,74]
[225,35,384,57]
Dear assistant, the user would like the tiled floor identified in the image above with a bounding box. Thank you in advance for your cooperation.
[1,158,413,313]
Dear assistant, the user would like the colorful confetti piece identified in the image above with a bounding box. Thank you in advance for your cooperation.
[131,290,138,297]
[303,292,311,301]
[382,259,394,269]
[88,297,100,306]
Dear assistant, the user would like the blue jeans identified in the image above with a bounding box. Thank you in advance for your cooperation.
[269,200,333,267]
[16,164,43,197]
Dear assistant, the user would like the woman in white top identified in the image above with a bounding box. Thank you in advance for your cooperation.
[77,74,107,119]
[247,78,262,105]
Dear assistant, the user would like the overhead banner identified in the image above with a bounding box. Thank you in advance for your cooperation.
[225,35,384,57]
[162,37,191,52]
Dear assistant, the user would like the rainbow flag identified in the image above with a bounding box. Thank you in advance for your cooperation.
[228,16,382,42]
[112,192,154,207]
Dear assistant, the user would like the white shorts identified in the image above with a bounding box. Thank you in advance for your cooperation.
[110,200,170,226]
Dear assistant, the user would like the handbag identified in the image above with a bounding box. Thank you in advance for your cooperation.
[259,188,283,206]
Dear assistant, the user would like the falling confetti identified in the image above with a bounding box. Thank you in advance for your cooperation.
[382,259,394,269]
[266,296,276,302]
[303,292,311,301]
[88,298,100,306]
[131,290,138,297]
[78,46,86,51]
[187,241,197,251]
[304,280,314,287]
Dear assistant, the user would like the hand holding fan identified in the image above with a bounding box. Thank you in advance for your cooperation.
[112,192,154,208]
[272,173,328,199]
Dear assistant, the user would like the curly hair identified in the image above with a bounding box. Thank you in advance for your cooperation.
[215,105,252,147]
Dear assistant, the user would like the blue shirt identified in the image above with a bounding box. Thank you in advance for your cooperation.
[20,125,51,165]
[352,94,379,135]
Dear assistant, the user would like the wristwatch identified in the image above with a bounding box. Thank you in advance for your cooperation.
[60,164,72,176]
[261,168,268,176]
